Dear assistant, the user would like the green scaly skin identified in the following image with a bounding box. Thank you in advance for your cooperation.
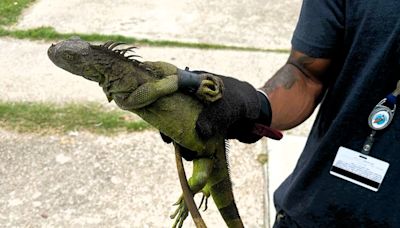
[48,37,244,228]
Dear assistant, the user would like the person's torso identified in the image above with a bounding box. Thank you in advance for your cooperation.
[274,1,400,227]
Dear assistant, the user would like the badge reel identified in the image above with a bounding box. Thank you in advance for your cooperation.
[368,98,396,131]
[361,98,397,154]
[330,97,396,192]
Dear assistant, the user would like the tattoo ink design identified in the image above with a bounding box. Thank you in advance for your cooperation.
[262,66,298,94]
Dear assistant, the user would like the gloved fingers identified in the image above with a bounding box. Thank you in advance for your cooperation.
[195,116,215,139]
[227,121,262,143]
[196,113,261,143]
[195,100,232,139]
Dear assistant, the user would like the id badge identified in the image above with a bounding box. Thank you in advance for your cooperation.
[330,147,389,192]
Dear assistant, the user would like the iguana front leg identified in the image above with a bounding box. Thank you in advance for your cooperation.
[110,74,223,111]
[111,75,179,110]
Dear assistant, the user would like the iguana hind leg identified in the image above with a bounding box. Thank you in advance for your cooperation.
[171,146,214,228]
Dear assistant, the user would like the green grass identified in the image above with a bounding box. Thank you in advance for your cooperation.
[0,26,290,53]
[0,0,290,53]
[0,101,152,134]
[0,0,36,26]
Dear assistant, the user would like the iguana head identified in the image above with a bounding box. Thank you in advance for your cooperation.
[48,37,181,87]
[48,37,142,84]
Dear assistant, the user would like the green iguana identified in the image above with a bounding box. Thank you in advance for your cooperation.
[48,37,245,227]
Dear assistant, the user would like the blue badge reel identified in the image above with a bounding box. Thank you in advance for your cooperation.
[368,98,396,131]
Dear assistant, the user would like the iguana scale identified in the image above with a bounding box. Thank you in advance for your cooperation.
[48,37,244,227]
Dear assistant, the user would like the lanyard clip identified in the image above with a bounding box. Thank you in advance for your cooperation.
[368,98,396,131]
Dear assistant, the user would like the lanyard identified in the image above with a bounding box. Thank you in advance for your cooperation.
[362,80,400,154]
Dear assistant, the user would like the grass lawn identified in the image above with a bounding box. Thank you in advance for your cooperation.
[0,102,152,134]
[0,0,36,26]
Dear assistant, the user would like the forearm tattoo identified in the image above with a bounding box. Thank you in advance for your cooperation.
[288,55,317,79]
[262,66,298,94]
[262,54,318,94]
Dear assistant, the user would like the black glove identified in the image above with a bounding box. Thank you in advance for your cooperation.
[177,69,282,143]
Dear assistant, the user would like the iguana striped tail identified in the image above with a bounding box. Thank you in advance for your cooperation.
[208,144,244,228]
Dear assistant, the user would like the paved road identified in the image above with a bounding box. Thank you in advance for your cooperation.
[15,0,302,49]
[0,130,268,227]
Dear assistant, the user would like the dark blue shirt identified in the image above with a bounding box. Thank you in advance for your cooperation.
[274,0,400,227]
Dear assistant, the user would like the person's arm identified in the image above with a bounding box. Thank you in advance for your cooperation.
[260,49,331,130]
[175,50,332,142]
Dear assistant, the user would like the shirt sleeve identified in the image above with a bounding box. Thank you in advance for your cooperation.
[292,0,345,58]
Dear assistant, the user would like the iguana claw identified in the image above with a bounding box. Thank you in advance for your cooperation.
[170,196,189,228]
[198,186,211,212]
[198,194,209,212]
[195,73,224,103]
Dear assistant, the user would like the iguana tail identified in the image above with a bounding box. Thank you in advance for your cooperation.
[208,144,244,228]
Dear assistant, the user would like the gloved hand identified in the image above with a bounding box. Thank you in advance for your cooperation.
[177,69,282,143]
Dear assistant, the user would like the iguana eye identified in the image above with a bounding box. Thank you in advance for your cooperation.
[63,52,75,61]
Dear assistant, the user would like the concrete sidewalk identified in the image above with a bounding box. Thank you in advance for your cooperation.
[0,0,310,227]
[15,0,302,49]
[0,130,271,227]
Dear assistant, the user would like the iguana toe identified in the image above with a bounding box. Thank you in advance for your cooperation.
[198,185,211,211]
[170,196,189,228]
[198,194,210,212]
[195,74,224,103]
